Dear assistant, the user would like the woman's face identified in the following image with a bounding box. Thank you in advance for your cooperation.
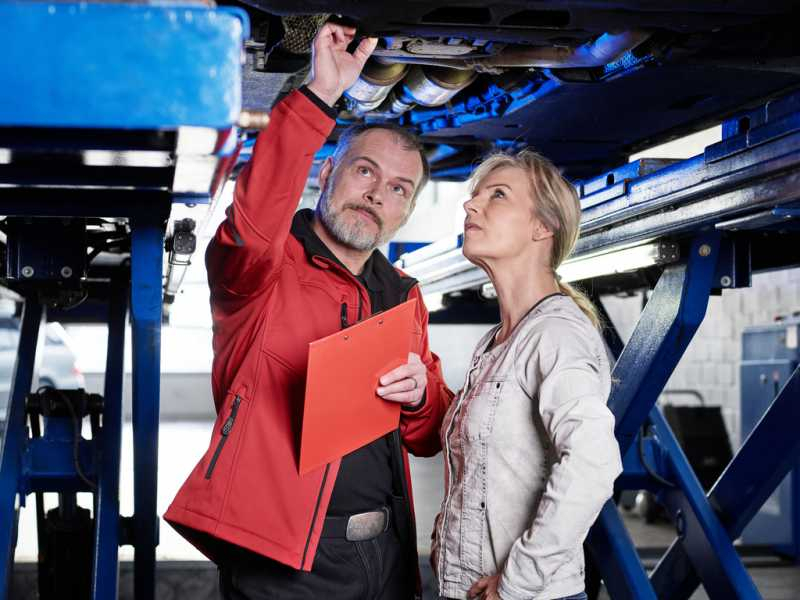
[462,165,548,265]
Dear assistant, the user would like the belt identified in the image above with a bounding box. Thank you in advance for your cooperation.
[321,506,391,542]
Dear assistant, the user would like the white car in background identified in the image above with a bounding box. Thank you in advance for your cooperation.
[0,318,85,411]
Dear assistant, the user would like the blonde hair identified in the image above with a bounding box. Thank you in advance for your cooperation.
[469,149,601,328]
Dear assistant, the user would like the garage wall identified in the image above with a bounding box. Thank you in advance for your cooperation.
[602,267,800,448]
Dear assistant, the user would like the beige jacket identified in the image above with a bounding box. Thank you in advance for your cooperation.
[433,294,622,600]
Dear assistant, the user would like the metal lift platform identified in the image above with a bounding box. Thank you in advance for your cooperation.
[396,88,800,599]
[0,3,247,598]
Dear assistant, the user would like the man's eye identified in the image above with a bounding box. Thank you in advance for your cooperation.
[392,185,407,197]
[357,166,372,176]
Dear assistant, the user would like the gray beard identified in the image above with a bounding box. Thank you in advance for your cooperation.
[317,185,386,252]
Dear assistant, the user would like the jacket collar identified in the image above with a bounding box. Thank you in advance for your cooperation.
[290,209,417,298]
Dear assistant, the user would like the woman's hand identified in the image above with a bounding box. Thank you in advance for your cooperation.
[306,22,377,107]
[468,574,502,599]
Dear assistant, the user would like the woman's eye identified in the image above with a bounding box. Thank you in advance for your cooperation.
[492,189,505,199]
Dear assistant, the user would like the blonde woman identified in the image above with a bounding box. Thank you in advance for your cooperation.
[432,151,622,600]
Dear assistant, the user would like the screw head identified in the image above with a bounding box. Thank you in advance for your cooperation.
[60,266,73,279]
[21,266,34,278]
[675,509,686,538]
[720,275,733,287]
[698,244,712,257]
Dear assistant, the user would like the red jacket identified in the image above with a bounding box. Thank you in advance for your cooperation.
[165,90,452,573]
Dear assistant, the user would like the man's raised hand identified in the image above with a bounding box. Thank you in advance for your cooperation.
[307,22,378,107]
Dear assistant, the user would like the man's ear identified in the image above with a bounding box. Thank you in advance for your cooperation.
[532,219,555,242]
[318,157,334,191]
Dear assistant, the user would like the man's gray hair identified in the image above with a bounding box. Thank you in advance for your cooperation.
[330,123,430,206]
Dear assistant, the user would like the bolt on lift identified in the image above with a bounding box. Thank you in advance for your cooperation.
[396,88,800,599]
[0,3,248,599]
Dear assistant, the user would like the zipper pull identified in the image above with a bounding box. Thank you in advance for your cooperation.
[340,302,349,329]
[221,396,241,436]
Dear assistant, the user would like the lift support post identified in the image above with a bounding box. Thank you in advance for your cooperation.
[0,3,248,598]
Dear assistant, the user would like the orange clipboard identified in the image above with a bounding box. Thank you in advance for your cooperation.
[299,298,418,475]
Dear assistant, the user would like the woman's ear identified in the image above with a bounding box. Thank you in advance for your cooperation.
[532,219,555,242]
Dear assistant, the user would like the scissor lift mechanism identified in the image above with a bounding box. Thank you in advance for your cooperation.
[0,1,799,599]
[397,90,800,599]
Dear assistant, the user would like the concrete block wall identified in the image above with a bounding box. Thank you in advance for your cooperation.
[601,267,800,448]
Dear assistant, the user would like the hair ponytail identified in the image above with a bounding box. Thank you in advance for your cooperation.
[557,279,600,329]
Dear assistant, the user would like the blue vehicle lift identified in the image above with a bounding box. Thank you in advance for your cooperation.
[397,89,800,598]
[0,1,798,598]
[0,3,247,599]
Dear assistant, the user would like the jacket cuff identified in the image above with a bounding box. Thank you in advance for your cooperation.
[299,85,339,120]
[401,390,426,413]
[497,574,541,600]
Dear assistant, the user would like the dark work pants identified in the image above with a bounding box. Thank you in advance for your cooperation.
[218,526,414,600]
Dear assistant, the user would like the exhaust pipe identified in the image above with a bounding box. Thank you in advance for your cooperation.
[344,61,409,115]
[374,30,650,72]
[384,66,478,116]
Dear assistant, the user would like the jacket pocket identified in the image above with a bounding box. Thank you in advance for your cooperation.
[205,394,243,480]
[462,380,504,441]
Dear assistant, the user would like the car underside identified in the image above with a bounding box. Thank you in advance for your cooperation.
[226,1,800,180]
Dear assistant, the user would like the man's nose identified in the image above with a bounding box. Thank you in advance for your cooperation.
[364,183,382,205]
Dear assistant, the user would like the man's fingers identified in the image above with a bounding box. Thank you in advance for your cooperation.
[330,25,355,47]
[353,36,378,65]
[377,378,418,396]
[380,363,425,385]
[379,391,416,404]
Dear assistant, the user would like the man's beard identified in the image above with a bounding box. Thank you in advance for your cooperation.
[318,181,388,252]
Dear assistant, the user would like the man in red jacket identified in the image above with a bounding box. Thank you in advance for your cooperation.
[165,21,452,600]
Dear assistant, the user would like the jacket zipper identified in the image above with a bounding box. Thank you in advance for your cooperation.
[302,463,330,568]
[204,395,242,480]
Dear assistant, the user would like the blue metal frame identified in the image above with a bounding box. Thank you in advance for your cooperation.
[650,364,800,599]
[0,3,249,129]
[587,501,657,600]
[608,233,721,457]
[0,299,43,598]
[392,87,800,599]
[587,233,722,597]
[649,407,760,599]
[92,281,128,599]
[0,3,247,597]
[130,216,166,599]
[587,232,800,598]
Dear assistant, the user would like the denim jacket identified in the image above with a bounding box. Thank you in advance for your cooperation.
[433,294,622,600]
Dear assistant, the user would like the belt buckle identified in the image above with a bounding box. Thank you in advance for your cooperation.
[345,507,389,542]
